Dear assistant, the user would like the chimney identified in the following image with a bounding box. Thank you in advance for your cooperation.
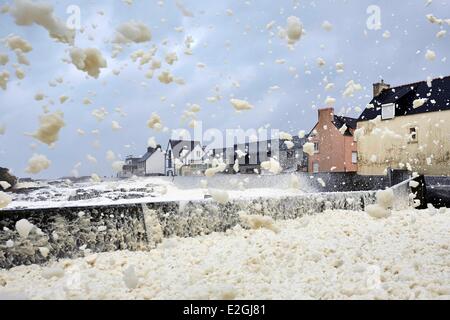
[318,107,334,123]
[373,79,390,97]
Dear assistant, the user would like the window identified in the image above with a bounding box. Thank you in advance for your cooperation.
[409,127,418,143]
[314,142,319,153]
[352,152,358,164]
[287,150,294,159]
[381,103,395,120]
[313,162,319,173]
[196,151,201,157]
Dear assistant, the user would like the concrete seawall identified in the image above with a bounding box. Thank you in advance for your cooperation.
[1,178,418,269]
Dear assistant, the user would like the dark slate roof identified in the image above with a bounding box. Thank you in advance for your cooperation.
[278,136,307,151]
[168,140,202,158]
[138,145,162,162]
[209,136,307,153]
[332,115,357,135]
[358,76,450,121]
[169,139,201,149]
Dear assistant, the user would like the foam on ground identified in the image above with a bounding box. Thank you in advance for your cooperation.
[0,208,448,300]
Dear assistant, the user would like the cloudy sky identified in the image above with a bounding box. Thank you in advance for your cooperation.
[0,0,449,179]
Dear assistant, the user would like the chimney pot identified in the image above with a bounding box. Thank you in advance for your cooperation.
[373,80,390,97]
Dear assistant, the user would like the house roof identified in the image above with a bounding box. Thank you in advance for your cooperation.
[278,136,307,151]
[138,145,162,163]
[358,75,450,121]
[332,115,358,136]
[169,139,201,150]
[209,136,307,153]
[168,140,202,160]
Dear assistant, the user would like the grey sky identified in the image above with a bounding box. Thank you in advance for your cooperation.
[0,0,449,179]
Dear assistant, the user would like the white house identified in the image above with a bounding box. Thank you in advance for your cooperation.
[165,140,206,176]
[141,146,165,175]
[121,145,165,177]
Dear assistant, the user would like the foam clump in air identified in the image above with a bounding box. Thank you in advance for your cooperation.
[0,70,9,90]
[69,47,107,78]
[147,113,163,131]
[147,137,157,148]
[425,49,436,61]
[26,153,51,174]
[261,158,282,174]
[113,21,151,44]
[285,141,294,149]
[15,219,35,238]
[339,124,348,135]
[413,98,427,108]
[112,161,125,173]
[336,62,344,73]
[34,92,45,101]
[342,80,362,98]
[233,160,239,173]
[325,96,336,106]
[111,121,122,131]
[86,154,97,164]
[165,52,178,65]
[285,16,303,44]
[5,34,33,52]
[158,71,173,84]
[91,174,101,183]
[0,53,9,65]
[31,111,65,145]
[205,159,227,177]
[366,188,394,219]
[322,20,333,31]
[209,189,229,204]
[10,0,75,45]
[92,108,108,122]
[106,150,116,162]
[302,142,315,156]
[279,132,293,140]
[239,212,280,233]
[59,95,69,104]
[230,99,254,111]
[0,191,12,209]
[0,181,11,190]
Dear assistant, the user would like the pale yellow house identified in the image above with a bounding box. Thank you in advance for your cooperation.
[356,76,450,176]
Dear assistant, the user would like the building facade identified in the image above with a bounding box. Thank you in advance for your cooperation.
[121,146,165,177]
[357,76,450,176]
[209,137,307,174]
[165,140,207,176]
[307,108,358,173]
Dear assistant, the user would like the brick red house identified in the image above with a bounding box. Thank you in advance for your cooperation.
[307,108,358,173]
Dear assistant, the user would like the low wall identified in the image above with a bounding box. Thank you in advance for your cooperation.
[0,177,421,269]
[1,190,380,269]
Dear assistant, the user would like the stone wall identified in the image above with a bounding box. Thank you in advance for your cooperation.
[1,190,381,269]
[1,176,421,269]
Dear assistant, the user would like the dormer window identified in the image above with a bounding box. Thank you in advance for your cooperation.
[381,103,395,120]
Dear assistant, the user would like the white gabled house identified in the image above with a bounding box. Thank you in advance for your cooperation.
[121,145,165,177]
[165,140,206,176]
[141,146,165,175]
